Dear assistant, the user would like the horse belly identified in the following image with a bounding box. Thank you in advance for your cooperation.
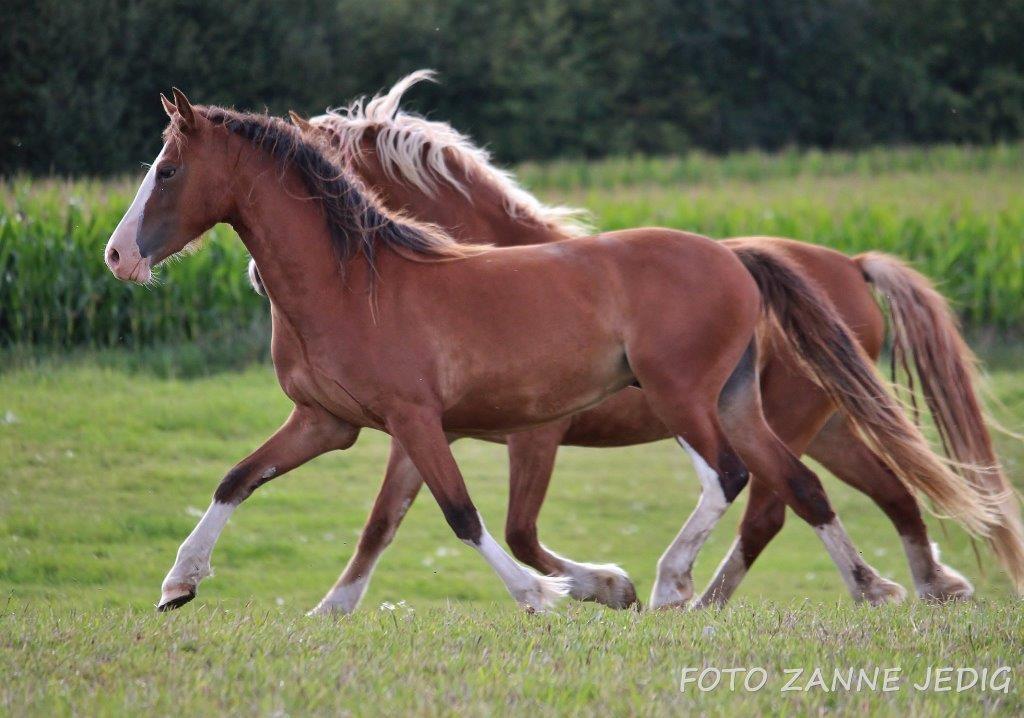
[561,388,670,447]
[439,350,631,434]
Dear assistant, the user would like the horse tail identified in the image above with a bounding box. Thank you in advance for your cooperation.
[731,243,1008,552]
[856,251,1024,593]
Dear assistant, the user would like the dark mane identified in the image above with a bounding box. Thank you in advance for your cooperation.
[165,106,479,272]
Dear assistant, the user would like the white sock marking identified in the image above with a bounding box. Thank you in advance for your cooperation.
[815,518,866,598]
[311,454,421,616]
[901,538,972,600]
[539,544,633,604]
[160,501,234,602]
[311,575,370,615]
[463,514,569,610]
[815,518,906,605]
[650,438,729,609]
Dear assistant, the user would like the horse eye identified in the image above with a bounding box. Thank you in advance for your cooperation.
[157,165,177,180]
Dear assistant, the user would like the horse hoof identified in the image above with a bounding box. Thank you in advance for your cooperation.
[579,565,639,610]
[864,577,907,606]
[603,578,639,610]
[616,580,641,611]
[649,573,694,610]
[157,588,196,612]
[919,565,974,603]
[306,601,351,617]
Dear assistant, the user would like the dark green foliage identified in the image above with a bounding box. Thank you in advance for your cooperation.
[2,0,1024,174]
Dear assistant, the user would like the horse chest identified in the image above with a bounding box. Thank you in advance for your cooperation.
[274,357,380,428]
[269,314,381,428]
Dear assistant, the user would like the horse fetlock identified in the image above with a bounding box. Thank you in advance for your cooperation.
[513,573,571,612]
[306,599,356,617]
[649,569,694,610]
[918,564,974,602]
[157,556,212,610]
[308,577,369,616]
[566,562,638,609]
[859,572,907,606]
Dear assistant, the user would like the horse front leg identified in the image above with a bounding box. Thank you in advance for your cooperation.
[389,408,570,611]
[158,405,359,611]
[308,437,430,615]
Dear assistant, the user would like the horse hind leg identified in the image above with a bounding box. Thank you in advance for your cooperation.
[808,414,973,601]
[626,344,751,609]
[716,355,906,606]
[644,409,749,610]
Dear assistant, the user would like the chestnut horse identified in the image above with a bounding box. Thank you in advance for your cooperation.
[106,91,996,613]
[269,71,1023,613]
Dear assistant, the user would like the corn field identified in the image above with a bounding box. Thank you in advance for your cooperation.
[2,143,1023,351]
[0,178,263,349]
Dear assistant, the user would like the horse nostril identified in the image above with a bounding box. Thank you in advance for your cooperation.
[107,247,120,266]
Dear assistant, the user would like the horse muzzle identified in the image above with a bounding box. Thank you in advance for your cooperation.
[104,223,152,284]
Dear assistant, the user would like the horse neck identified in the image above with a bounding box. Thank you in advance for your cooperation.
[227,154,359,330]
[351,134,564,248]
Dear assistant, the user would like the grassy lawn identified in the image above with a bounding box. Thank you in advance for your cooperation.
[2,362,1023,714]
[4,142,1024,715]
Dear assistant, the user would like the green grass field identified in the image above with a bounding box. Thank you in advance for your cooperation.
[3,145,1024,714]
[2,363,1023,715]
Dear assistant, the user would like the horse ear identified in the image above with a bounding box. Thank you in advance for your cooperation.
[171,87,196,129]
[288,110,313,134]
[160,93,176,119]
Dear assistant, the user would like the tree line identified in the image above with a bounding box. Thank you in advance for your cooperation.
[3,0,1023,175]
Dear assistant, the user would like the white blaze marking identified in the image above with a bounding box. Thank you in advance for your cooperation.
[650,438,729,609]
[110,147,164,250]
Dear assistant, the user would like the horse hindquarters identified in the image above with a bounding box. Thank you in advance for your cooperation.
[614,245,762,608]
[622,245,902,607]
[647,337,905,607]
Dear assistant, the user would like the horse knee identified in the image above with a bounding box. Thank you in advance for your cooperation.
[213,461,268,504]
[359,515,398,552]
[441,503,482,543]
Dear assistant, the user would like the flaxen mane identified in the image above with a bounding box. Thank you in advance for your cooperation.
[313,70,592,238]
[166,106,477,273]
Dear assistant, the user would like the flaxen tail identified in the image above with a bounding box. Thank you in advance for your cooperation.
[731,243,1012,569]
[856,251,1024,593]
